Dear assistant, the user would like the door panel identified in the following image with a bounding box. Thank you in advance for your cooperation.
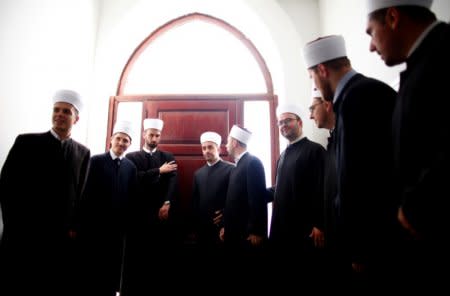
[145,99,241,236]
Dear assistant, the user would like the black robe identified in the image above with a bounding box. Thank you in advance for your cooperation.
[126,149,178,227]
[269,137,326,248]
[191,159,234,246]
[392,23,450,285]
[224,152,267,246]
[80,152,137,295]
[124,149,179,292]
[0,131,90,295]
[324,131,338,247]
[333,73,398,268]
[394,22,450,241]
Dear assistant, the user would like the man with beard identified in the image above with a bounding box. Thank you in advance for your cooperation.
[220,125,267,287]
[269,103,327,283]
[125,118,178,291]
[191,131,233,250]
[302,35,399,287]
[190,131,234,283]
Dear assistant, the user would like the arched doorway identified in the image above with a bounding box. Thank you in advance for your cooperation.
[106,12,279,239]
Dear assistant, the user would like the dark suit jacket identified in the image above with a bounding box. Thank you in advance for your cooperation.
[224,152,267,245]
[394,22,450,240]
[333,73,398,264]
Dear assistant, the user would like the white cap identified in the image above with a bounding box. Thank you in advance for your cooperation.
[229,125,252,145]
[366,0,432,14]
[311,86,322,99]
[52,89,83,113]
[143,118,164,131]
[276,103,305,120]
[200,131,221,146]
[302,35,347,68]
[113,120,133,139]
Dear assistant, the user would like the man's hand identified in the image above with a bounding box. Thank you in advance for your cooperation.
[246,234,264,247]
[309,226,325,248]
[212,210,223,226]
[219,227,225,242]
[159,161,177,174]
[398,207,421,239]
[158,203,170,220]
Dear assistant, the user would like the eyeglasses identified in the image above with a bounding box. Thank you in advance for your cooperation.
[308,101,323,113]
[277,117,297,127]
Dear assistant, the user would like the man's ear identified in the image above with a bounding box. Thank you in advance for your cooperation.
[317,64,328,78]
[386,7,400,30]
[232,138,238,148]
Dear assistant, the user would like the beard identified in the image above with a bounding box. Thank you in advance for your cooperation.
[148,142,158,149]
[320,80,334,102]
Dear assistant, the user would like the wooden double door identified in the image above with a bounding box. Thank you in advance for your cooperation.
[108,94,278,241]
[144,98,240,217]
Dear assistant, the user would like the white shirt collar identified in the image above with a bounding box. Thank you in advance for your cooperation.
[109,150,122,160]
[207,158,221,167]
[143,146,157,154]
[333,69,357,104]
[289,134,305,145]
[234,151,248,164]
[50,129,70,142]
[407,21,440,58]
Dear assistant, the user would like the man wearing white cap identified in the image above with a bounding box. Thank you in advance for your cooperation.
[0,89,90,295]
[268,102,327,279]
[80,120,137,295]
[308,87,341,278]
[365,0,450,287]
[303,35,399,282]
[220,125,267,261]
[309,87,335,133]
[125,117,178,291]
[191,131,233,253]
[309,87,336,217]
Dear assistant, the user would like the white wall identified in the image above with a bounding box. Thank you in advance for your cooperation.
[318,0,450,86]
[0,0,99,165]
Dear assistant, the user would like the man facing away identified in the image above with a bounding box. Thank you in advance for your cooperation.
[0,89,90,295]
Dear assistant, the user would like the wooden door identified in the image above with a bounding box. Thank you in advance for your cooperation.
[144,99,241,233]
